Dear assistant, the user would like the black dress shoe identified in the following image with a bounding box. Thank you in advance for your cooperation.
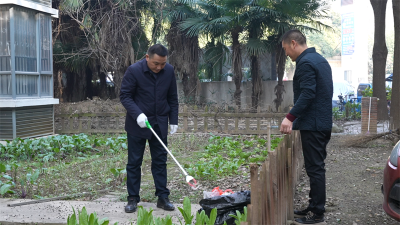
[294,208,311,218]
[294,212,325,224]
[157,197,175,211]
[125,198,138,213]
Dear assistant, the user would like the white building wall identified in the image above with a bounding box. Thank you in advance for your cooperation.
[340,0,370,85]
[177,81,294,112]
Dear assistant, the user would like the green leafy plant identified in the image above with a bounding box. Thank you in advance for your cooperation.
[67,206,115,225]
[187,135,282,179]
[178,197,195,224]
[386,86,392,101]
[362,86,392,101]
[0,163,15,196]
[20,168,41,198]
[137,206,155,225]
[195,208,217,225]
[0,134,128,162]
[361,86,373,97]
[229,207,248,225]
[110,168,126,186]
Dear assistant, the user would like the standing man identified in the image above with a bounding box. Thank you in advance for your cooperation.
[280,30,333,225]
[120,44,179,213]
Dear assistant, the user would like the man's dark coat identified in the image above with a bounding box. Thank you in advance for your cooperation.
[289,48,333,131]
[120,59,179,139]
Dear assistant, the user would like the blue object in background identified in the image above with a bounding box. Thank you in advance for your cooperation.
[357,83,372,103]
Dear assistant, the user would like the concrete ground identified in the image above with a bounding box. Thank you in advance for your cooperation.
[0,194,202,225]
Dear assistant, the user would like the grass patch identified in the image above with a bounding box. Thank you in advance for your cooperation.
[0,133,282,205]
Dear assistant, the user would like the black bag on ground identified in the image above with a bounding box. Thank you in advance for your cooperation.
[198,190,251,225]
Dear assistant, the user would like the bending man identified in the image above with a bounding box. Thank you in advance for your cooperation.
[120,44,179,213]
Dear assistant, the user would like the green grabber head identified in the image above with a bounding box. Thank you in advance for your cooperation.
[145,120,152,129]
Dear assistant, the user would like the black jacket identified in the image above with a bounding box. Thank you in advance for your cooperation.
[120,59,179,139]
[289,48,333,131]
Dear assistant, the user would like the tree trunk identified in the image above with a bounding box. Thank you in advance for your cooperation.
[167,21,199,104]
[371,0,389,120]
[231,27,243,108]
[274,43,286,112]
[85,66,93,100]
[98,71,108,100]
[392,0,400,129]
[251,55,262,109]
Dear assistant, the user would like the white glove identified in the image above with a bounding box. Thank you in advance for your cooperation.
[170,125,178,134]
[136,113,148,128]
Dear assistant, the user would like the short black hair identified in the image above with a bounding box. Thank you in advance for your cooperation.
[281,30,307,45]
[147,44,169,57]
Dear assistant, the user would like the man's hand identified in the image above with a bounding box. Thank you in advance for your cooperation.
[170,125,178,134]
[136,113,148,128]
[280,117,293,134]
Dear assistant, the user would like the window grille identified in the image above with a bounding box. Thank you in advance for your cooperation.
[41,74,51,96]
[0,74,11,96]
[16,74,38,96]
[14,7,37,72]
[40,14,51,71]
[0,7,11,71]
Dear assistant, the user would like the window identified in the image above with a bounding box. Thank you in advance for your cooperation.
[0,7,11,71]
[344,70,352,84]
[14,7,37,72]
[41,75,51,96]
[39,14,51,72]
[16,74,38,96]
[341,0,353,6]
[0,74,11,96]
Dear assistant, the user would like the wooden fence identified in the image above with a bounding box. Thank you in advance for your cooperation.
[242,131,303,225]
[55,105,287,135]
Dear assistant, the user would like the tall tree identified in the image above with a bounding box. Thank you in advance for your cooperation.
[265,0,331,111]
[180,0,255,108]
[58,0,146,99]
[370,0,389,120]
[52,0,94,102]
[392,0,400,129]
[165,0,200,104]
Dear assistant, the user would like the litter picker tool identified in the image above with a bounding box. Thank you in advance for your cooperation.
[145,121,197,189]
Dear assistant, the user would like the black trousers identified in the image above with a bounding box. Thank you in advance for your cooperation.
[126,125,170,202]
[300,130,331,215]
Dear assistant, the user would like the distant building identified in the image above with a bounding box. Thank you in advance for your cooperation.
[0,0,59,140]
[340,0,369,85]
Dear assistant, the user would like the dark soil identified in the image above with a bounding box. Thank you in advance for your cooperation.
[293,135,399,225]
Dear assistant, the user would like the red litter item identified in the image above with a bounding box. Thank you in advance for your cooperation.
[212,187,234,195]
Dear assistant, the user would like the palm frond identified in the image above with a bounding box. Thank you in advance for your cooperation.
[245,38,269,56]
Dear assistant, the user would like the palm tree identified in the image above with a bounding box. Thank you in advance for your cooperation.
[202,37,231,81]
[180,0,256,108]
[164,0,201,104]
[262,0,332,111]
[245,2,281,109]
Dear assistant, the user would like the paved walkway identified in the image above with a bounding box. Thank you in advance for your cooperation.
[0,196,202,225]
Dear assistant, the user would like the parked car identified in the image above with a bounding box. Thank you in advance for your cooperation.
[382,140,400,222]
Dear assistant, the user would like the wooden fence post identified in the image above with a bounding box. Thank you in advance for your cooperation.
[268,123,271,153]
[214,105,218,132]
[234,105,239,132]
[68,106,73,131]
[183,105,188,132]
[250,164,260,225]
[204,106,208,132]
[78,107,83,132]
[269,150,278,225]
